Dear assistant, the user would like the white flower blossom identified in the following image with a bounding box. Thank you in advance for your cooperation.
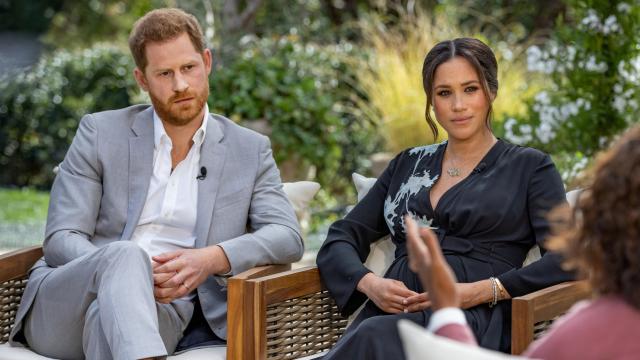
[527,44,577,74]
[602,15,621,34]
[581,9,601,31]
[535,122,555,144]
[617,3,631,13]
[530,92,593,144]
[504,118,533,145]
[581,55,608,73]
[561,157,589,184]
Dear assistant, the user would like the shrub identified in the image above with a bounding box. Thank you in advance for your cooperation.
[209,35,381,195]
[0,44,138,188]
[499,0,640,184]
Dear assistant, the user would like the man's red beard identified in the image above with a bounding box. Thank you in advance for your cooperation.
[150,86,209,127]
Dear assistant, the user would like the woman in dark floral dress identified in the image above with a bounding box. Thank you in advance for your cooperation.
[317,38,574,359]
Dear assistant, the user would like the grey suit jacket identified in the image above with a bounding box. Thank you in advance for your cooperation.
[10,105,303,342]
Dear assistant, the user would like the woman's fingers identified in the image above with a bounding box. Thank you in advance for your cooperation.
[391,279,419,297]
[404,292,429,305]
[406,300,431,312]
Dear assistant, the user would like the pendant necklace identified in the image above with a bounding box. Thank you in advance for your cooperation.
[447,157,461,177]
[447,165,461,177]
[446,148,463,177]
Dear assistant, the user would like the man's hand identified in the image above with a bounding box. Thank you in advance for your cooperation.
[151,245,230,303]
[357,273,419,314]
[405,216,460,311]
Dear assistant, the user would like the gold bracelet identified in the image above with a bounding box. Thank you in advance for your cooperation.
[489,277,498,307]
[494,278,507,300]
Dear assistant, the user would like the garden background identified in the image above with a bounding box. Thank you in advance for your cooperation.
[1,0,639,256]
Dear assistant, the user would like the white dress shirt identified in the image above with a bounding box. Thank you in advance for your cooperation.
[131,105,209,258]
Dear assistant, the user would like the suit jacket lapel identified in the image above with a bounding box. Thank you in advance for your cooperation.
[122,108,154,240]
[195,115,227,248]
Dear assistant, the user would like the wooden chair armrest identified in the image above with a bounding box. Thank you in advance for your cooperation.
[228,266,345,359]
[0,245,43,283]
[227,264,299,360]
[511,280,591,354]
[229,264,292,282]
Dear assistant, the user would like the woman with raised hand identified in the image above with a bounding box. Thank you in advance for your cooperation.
[316,38,574,359]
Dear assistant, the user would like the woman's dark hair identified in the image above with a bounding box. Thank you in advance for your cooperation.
[421,38,498,140]
[549,125,640,309]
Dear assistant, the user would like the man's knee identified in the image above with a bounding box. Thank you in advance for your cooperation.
[101,241,150,269]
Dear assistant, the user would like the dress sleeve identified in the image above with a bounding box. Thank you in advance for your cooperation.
[497,154,575,297]
[316,153,401,315]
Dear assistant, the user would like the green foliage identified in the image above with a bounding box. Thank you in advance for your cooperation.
[41,0,157,48]
[437,0,567,40]
[209,36,381,195]
[0,44,138,188]
[499,0,640,184]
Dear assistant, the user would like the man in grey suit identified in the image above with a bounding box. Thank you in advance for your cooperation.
[9,8,303,359]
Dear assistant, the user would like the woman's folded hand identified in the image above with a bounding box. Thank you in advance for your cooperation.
[357,273,419,314]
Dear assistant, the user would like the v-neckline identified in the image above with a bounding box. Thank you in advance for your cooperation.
[427,139,503,215]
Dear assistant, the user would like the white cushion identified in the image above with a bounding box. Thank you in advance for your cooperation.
[0,344,51,360]
[398,319,529,360]
[282,181,321,221]
[283,181,321,232]
[169,346,226,359]
[0,343,226,360]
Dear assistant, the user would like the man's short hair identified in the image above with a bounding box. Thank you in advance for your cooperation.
[129,8,206,71]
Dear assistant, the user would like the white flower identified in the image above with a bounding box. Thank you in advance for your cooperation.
[504,117,534,145]
[536,122,555,144]
[534,91,551,104]
[617,3,631,13]
[581,9,601,31]
[602,15,621,34]
[613,96,627,113]
[584,55,608,72]
[614,83,624,93]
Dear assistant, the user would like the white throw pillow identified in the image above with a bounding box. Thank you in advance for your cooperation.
[398,320,530,360]
[283,181,321,229]
[352,173,396,277]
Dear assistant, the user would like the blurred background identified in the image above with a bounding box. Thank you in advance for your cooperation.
[1,0,639,257]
